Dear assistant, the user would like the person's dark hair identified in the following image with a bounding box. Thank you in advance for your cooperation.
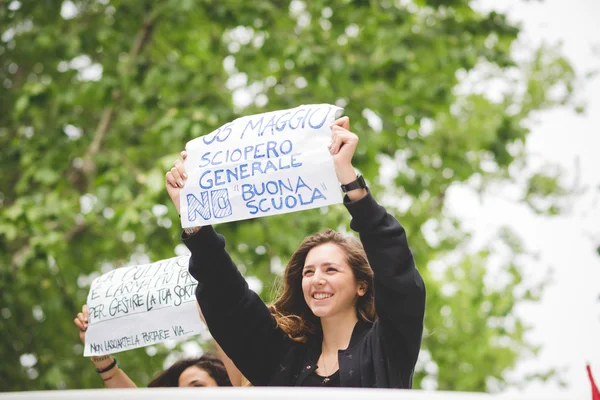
[147,353,232,387]
[270,229,376,342]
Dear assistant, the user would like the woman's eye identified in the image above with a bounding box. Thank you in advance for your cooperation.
[303,270,314,276]
[327,267,338,272]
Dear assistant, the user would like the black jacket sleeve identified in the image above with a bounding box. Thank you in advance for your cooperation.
[183,226,290,386]
[345,191,426,378]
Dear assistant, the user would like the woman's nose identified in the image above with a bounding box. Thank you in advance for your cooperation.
[313,271,326,285]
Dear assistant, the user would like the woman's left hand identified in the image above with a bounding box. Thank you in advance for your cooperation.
[329,116,359,184]
[74,304,88,344]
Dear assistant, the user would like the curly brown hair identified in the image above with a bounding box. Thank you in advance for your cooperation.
[270,229,376,342]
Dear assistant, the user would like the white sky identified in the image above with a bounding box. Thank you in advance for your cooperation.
[448,0,600,398]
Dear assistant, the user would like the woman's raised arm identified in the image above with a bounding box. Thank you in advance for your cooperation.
[74,304,137,388]
[165,152,290,386]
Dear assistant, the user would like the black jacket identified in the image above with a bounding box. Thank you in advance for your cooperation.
[183,192,426,388]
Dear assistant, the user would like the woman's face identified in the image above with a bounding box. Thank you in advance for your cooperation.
[301,243,365,319]
[178,366,218,387]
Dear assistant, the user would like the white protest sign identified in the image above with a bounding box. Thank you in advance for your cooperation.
[83,255,203,356]
[179,104,344,228]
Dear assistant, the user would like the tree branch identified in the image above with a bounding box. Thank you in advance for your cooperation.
[127,14,156,72]
[82,102,117,175]
[13,10,158,272]
[81,11,156,177]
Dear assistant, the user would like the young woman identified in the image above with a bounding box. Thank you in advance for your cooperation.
[165,117,426,387]
[74,305,233,388]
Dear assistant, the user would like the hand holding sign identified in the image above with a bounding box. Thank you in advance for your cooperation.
[327,116,368,202]
[165,151,189,216]
[329,116,358,180]
[74,304,89,344]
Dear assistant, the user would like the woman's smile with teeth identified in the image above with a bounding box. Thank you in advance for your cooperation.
[313,292,333,300]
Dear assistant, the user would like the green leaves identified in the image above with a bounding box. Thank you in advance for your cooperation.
[0,0,577,392]
[419,227,552,391]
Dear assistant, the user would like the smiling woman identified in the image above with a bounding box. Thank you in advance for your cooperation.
[276,232,375,341]
[166,116,426,388]
[302,242,369,321]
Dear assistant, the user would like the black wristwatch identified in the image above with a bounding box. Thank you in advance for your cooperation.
[340,174,367,193]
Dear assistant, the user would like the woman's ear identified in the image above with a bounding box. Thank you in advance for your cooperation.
[357,282,367,297]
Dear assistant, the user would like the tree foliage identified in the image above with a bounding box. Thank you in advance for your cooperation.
[0,0,576,392]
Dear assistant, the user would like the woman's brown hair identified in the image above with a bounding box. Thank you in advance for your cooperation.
[270,229,376,342]
[147,353,232,387]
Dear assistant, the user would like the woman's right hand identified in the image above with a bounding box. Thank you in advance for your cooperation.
[74,304,89,344]
[165,151,188,215]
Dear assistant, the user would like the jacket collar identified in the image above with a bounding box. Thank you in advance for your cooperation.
[348,319,372,349]
[295,319,373,386]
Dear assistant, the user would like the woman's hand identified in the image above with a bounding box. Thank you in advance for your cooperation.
[329,116,367,201]
[328,116,358,184]
[165,151,188,216]
[74,304,88,344]
[75,305,131,385]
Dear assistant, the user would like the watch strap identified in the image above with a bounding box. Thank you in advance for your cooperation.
[340,174,367,193]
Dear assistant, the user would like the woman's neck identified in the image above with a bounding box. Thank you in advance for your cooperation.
[320,310,359,352]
